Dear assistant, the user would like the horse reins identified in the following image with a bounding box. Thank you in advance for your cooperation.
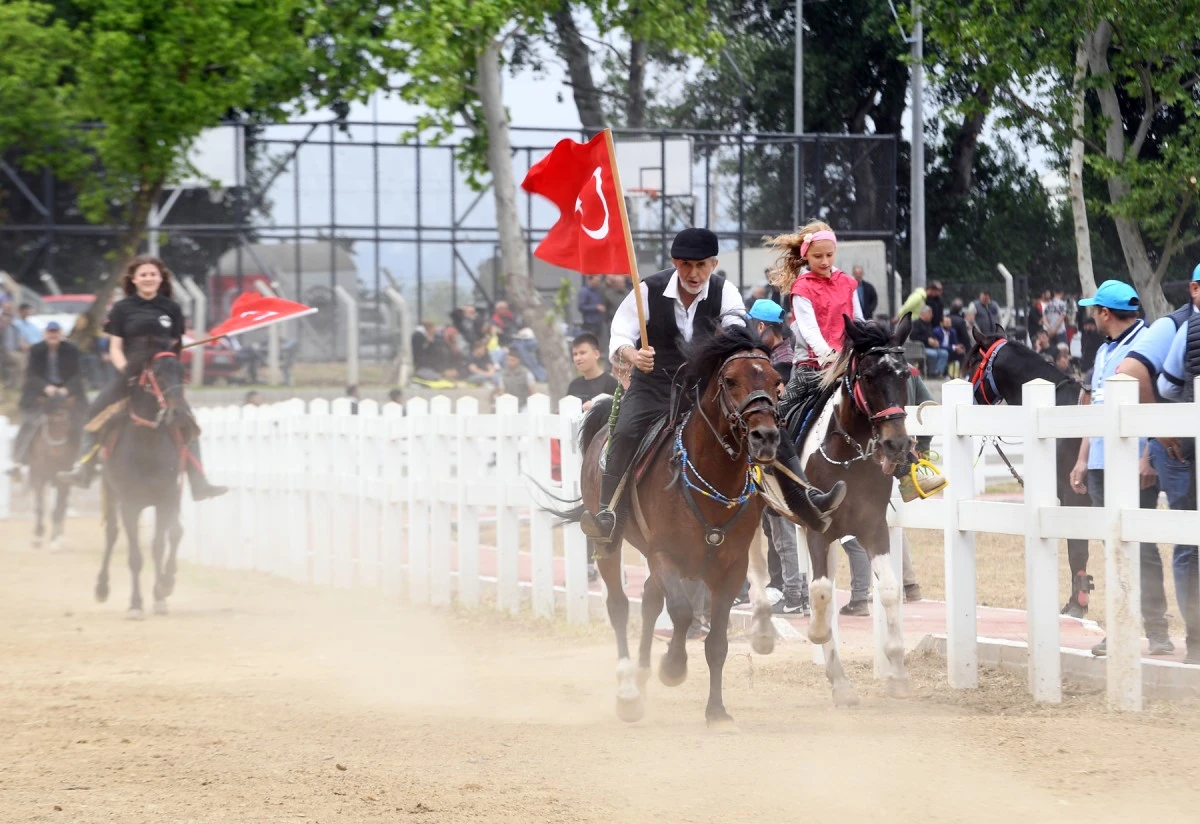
[129,351,181,429]
[969,338,1008,406]
[693,350,779,460]
[819,345,907,467]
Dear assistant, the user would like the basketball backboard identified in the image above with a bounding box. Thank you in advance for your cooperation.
[614,138,692,198]
[179,125,244,189]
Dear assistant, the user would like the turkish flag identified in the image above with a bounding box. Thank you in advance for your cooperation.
[206,292,317,339]
[521,130,631,275]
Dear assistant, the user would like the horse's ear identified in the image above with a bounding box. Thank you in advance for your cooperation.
[891,314,912,346]
[842,313,862,345]
[971,324,989,348]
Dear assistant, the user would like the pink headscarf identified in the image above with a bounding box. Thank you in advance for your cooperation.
[800,229,838,259]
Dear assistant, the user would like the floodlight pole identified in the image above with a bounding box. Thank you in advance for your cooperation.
[147,187,185,258]
[793,0,803,227]
[180,276,207,388]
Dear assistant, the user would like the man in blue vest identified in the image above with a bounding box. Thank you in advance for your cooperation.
[1154,264,1200,664]
[1069,280,1174,657]
[579,228,846,543]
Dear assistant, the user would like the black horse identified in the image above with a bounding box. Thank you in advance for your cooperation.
[95,338,188,619]
[964,325,1092,617]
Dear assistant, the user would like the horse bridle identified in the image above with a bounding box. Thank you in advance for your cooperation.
[820,345,908,467]
[694,350,780,460]
[129,351,182,429]
[969,338,1008,405]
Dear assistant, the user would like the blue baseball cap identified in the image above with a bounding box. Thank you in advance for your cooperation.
[1192,262,1200,282]
[747,298,786,324]
[1078,279,1140,311]
[45,321,62,332]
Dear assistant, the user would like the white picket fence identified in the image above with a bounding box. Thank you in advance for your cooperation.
[3,374,1198,711]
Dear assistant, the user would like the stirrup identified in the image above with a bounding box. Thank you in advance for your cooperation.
[903,458,947,501]
[580,508,617,543]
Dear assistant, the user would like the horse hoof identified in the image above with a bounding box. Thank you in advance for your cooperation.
[95,583,109,603]
[887,677,911,699]
[832,684,860,708]
[126,608,145,621]
[751,630,776,656]
[153,600,168,616]
[658,655,688,687]
[636,666,652,691]
[615,694,645,723]
[706,713,737,733]
[808,628,832,646]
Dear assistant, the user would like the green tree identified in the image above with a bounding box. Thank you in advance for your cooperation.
[922,0,1200,319]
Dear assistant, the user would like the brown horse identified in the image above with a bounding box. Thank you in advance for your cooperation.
[558,326,783,728]
[26,395,78,550]
[787,317,915,705]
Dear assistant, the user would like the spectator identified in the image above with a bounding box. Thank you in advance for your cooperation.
[599,274,631,338]
[346,384,360,415]
[1043,287,1068,346]
[743,283,767,311]
[496,347,536,409]
[412,320,438,375]
[491,300,516,343]
[948,298,970,351]
[440,326,466,378]
[1053,344,1073,375]
[13,303,43,349]
[910,306,948,377]
[853,266,878,320]
[509,327,546,381]
[465,338,500,387]
[924,280,945,326]
[971,290,1001,335]
[387,388,405,406]
[934,314,964,377]
[1077,317,1103,372]
[0,302,18,389]
[243,390,263,406]
[746,298,793,383]
[1033,329,1053,361]
[1069,280,1173,657]
[576,276,607,342]
[566,333,617,409]
[453,304,484,346]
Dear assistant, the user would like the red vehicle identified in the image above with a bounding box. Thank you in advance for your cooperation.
[180,336,248,384]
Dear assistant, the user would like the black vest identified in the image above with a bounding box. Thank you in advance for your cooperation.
[1185,313,1200,402]
[633,268,726,385]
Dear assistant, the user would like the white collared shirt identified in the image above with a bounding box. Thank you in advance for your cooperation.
[608,271,745,360]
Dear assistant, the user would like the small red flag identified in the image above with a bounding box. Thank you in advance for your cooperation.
[521,131,631,275]
[206,293,317,339]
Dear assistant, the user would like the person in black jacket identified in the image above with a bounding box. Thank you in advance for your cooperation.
[9,321,87,472]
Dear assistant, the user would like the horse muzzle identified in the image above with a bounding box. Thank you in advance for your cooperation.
[746,425,780,465]
[876,433,910,475]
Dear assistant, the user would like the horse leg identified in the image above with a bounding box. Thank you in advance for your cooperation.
[862,521,909,698]
[32,482,45,548]
[653,559,692,688]
[822,638,860,708]
[161,514,183,598]
[704,582,738,729]
[95,482,118,603]
[150,509,169,614]
[120,502,145,619]
[805,531,835,645]
[745,524,776,655]
[597,541,640,722]
[50,483,68,550]
[636,574,664,693]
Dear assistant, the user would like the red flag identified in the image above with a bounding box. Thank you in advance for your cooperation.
[205,292,317,339]
[521,131,631,275]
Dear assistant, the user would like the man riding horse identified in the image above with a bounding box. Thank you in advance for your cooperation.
[9,320,86,479]
[57,255,227,501]
[579,227,846,543]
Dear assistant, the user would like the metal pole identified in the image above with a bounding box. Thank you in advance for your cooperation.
[384,286,413,388]
[254,280,282,385]
[335,285,359,386]
[793,0,802,227]
[910,1,927,289]
[181,276,207,388]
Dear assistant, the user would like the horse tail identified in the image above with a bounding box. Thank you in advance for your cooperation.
[578,396,613,454]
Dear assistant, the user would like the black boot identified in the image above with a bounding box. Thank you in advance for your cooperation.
[184,442,228,502]
[776,455,846,533]
[580,469,622,543]
[57,430,100,489]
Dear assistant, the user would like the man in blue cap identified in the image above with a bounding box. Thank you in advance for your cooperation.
[746,298,793,383]
[1152,264,1200,664]
[1069,279,1173,656]
[8,320,86,478]
[579,227,846,543]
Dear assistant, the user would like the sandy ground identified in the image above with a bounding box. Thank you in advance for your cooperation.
[2,517,1200,824]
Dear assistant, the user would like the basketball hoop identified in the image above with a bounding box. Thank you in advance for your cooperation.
[628,187,660,201]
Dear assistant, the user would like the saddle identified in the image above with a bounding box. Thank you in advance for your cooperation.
[85,399,128,433]
[781,381,838,446]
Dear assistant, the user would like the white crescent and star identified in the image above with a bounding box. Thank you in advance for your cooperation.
[574,166,610,240]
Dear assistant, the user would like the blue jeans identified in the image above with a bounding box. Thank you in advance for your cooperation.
[1148,440,1199,645]
[923,347,949,377]
[1086,468,1169,639]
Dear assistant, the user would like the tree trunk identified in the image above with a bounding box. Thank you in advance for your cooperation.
[1069,39,1097,298]
[1086,21,1168,319]
[72,183,160,349]
[476,39,573,402]
[927,85,990,248]
[551,5,608,133]
[627,39,647,130]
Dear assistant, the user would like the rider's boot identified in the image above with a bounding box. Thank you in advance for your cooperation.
[776,454,847,533]
[56,430,101,489]
[184,441,228,502]
[579,469,623,544]
[895,438,948,502]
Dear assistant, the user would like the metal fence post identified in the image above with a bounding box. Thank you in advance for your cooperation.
[334,285,359,387]
[181,276,207,388]
[253,280,282,386]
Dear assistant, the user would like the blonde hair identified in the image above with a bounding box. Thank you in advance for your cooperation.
[765,219,834,295]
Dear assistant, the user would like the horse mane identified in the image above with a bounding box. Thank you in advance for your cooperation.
[820,319,896,390]
[987,333,1077,387]
[123,335,177,372]
[685,325,770,394]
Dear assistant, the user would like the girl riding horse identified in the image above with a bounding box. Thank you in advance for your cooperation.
[58,255,226,501]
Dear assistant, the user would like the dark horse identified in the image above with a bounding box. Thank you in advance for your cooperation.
[784,317,916,705]
[95,338,188,619]
[964,325,1092,617]
[26,395,78,550]
[556,326,783,727]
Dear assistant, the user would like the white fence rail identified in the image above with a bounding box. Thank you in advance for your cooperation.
[5,374,1199,712]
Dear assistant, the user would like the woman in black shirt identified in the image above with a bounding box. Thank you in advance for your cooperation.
[59,256,226,500]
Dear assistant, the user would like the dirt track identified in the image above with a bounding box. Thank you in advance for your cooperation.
[2,518,1199,823]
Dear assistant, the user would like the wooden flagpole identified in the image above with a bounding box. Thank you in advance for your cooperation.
[602,128,648,347]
